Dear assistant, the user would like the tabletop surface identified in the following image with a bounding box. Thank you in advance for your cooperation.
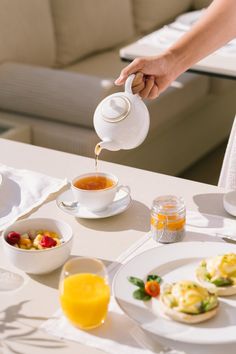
[0,138,229,354]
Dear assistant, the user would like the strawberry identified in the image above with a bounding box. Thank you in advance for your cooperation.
[40,235,57,248]
[6,231,21,245]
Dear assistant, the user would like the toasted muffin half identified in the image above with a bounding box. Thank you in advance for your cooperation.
[196,253,236,296]
[160,280,219,324]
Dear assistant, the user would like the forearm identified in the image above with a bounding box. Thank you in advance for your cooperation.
[168,0,236,77]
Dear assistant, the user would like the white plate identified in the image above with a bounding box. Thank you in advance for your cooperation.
[0,173,2,188]
[56,188,131,219]
[113,242,236,346]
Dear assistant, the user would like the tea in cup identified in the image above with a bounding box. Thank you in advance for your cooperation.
[71,172,129,212]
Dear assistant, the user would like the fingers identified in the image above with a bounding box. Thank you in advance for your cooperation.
[132,72,144,87]
[132,72,145,94]
[139,76,157,99]
[148,83,159,99]
[115,58,144,85]
[115,60,159,99]
[132,82,145,94]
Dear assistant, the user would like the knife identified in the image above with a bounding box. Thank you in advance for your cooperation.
[216,233,236,244]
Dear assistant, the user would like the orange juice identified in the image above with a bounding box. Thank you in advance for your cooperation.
[60,273,110,329]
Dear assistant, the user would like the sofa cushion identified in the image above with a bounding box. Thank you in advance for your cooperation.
[132,0,192,34]
[50,0,135,67]
[0,0,55,66]
[193,0,212,10]
[146,72,210,137]
[66,48,128,78]
[0,63,121,128]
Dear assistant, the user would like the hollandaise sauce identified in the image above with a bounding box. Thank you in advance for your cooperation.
[201,253,236,286]
[162,280,218,314]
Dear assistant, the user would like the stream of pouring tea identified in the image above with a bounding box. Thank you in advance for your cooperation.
[94,143,102,172]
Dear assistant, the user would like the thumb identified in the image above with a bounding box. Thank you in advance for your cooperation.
[114,71,130,86]
[115,58,143,85]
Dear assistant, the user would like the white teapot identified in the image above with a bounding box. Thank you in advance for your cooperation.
[93,74,150,153]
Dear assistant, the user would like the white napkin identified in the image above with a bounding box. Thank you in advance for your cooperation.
[42,295,180,354]
[0,164,67,231]
[218,116,236,190]
[42,299,173,354]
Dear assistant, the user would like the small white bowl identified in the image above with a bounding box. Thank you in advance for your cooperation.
[2,218,73,274]
[223,191,236,216]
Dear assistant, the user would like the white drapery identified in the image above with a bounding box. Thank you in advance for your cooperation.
[218,116,236,190]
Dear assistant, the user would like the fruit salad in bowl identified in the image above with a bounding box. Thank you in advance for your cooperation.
[6,229,63,250]
[2,218,73,274]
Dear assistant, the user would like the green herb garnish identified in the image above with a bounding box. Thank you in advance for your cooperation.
[133,288,151,301]
[127,276,145,288]
[128,274,162,301]
[147,274,162,283]
[199,295,218,313]
[211,277,233,287]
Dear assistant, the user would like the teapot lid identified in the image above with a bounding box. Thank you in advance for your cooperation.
[101,95,131,123]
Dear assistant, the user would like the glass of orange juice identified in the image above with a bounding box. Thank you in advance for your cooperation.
[59,257,110,330]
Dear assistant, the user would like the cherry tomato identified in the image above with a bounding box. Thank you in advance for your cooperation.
[145,280,160,297]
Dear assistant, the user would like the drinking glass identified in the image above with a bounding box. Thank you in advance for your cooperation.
[59,257,110,330]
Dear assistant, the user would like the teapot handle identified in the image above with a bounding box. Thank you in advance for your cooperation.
[125,74,136,95]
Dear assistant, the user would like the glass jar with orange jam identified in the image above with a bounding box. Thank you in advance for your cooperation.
[151,195,185,243]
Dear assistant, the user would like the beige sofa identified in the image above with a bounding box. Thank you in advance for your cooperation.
[0,0,235,176]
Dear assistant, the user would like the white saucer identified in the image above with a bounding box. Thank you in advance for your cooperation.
[56,188,132,219]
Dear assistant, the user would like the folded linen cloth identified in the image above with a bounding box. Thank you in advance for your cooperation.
[41,210,236,354]
[0,164,67,231]
[218,116,236,190]
[42,299,174,354]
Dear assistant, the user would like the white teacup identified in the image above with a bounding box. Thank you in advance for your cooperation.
[71,172,130,212]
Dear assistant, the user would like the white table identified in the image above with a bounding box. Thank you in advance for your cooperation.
[120,41,236,80]
[0,138,230,354]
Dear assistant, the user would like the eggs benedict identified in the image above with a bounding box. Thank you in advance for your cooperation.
[160,280,219,323]
[196,253,236,296]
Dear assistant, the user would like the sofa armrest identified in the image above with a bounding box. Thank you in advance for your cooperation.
[0,62,119,128]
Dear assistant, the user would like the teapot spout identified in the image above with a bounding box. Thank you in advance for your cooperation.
[95,139,120,154]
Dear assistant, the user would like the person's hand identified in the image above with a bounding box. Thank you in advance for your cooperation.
[115,52,178,99]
